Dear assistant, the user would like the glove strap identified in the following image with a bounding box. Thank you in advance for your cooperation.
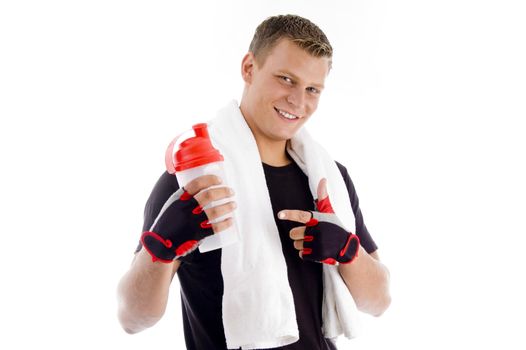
[338,233,360,264]
[141,231,176,263]
[141,231,202,263]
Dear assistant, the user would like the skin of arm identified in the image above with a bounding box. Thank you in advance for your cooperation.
[284,208,391,317]
[117,175,235,334]
[117,250,180,334]
[281,179,391,317]
[337,249,391,316]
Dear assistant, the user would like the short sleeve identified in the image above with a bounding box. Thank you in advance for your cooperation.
[335,161,378,254]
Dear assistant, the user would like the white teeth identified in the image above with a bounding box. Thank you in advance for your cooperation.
[277,109,300,120]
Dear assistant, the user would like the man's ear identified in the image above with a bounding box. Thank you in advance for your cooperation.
[241,52,255,84]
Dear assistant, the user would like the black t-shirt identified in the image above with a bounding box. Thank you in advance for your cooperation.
[137,160,377,350]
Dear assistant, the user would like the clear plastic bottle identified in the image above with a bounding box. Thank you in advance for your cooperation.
[165,123,239,252]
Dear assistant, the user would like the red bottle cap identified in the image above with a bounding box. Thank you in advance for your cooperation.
[165,123,224,174]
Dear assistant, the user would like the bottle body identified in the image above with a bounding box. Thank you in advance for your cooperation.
[176,161,239,252]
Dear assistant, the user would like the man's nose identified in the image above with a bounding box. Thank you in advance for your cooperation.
[286,87,306,111]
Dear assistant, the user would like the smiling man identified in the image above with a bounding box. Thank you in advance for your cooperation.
[118,14,390,350]
[240,38,329,166]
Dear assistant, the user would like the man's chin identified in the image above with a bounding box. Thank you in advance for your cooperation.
[273,130,299,142]
[268,121,306,141]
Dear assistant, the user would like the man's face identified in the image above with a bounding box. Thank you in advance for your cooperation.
[241,39,330,143]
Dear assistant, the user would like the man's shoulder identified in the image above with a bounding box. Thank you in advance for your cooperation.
[334,160,358,197]
[155,171,180,192]
[335,160,350,180]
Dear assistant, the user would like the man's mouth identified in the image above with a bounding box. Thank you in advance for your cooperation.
[274,107,302,121]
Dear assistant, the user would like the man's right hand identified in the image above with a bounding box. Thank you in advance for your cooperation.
[141,175,236,263]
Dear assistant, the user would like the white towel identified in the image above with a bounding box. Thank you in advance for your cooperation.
[207,100,360,349]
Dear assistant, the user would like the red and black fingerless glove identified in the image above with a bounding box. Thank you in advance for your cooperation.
[302,196,360,265]
[141,188,214,263]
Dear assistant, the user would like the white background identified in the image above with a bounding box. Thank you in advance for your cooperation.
[1,1,525,349]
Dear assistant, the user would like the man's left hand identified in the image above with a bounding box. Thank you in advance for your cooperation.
[278,178,360,265]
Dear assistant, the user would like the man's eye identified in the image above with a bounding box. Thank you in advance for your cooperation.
[307,87,320,94]
[280,76,293,84]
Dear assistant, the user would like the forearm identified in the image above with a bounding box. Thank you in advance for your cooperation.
[338,247,391,316]
[117,248,180,333]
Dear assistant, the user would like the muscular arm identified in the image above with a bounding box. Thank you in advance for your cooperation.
[338,249,391,316]
[117,171,182,334]
[117,249,180,334]
[334,163,390,315]
[284,206,391,317]
[117,173,235,334]
[285,170,391,317]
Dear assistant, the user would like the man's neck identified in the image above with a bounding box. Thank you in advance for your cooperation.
[239,100,291,167]
[256,138,291,167]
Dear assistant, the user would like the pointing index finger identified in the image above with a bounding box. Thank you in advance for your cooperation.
[278,209,312,224]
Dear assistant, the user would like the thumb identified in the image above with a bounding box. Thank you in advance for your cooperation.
[316,178,334,213]
[317,178,328,201]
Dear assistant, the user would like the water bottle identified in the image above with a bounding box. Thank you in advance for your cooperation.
[165,123,239,252]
